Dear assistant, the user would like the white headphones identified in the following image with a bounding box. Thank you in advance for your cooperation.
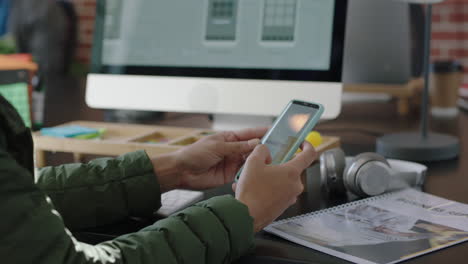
[320,148,427,198]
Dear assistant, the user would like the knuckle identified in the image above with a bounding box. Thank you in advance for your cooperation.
[257,144,268,152]
[224,131,237,141]
[246,152,259,163]
[291,197,297,205]
[205,133,218,140]
[287,167,300,178]
[207,131,225,141]
[297,156,309,169]
[297,183,304,194]
[199,136,211,143]
[231,143,243,153]
[253,145,269,157]
[214,141,225,151]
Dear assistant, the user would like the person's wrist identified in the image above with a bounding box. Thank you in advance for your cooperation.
[151,152,182,192]
[236,194,264,233]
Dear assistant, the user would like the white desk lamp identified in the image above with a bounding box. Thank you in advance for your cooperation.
[376,0,460,161]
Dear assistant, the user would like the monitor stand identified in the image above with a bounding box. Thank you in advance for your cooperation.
[212,114,275,131]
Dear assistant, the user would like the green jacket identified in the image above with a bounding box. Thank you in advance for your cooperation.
[0,95,254,264]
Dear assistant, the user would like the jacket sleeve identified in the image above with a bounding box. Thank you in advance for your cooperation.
[36,150,162,230]
[1,148,255,264]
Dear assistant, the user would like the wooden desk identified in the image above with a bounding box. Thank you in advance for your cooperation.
[240,103,468,264]
[41,89,467,263]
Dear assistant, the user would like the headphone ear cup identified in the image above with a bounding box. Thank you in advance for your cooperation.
[320,148,347,194]
[343,153,392,197]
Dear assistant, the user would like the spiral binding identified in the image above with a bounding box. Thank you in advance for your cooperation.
[270,191,400,226]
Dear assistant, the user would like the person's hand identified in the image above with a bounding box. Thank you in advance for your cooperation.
[151,127,267,192]
[234,142,317,232]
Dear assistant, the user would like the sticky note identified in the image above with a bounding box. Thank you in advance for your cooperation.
[41,125,99,138]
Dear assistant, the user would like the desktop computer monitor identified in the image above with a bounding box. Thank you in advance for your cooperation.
[86,0,347,129]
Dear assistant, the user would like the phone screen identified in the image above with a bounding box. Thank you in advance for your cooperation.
[235,100,322,181]
[263,101,320,164]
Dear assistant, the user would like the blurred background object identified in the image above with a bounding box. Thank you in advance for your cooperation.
[0,55,37,128]
[5,0,95,128]
[430,60,464,117]
[0,68,32,127]
[9,0,77,76]
[459,84,468,111]
[1,0,467,126]
[342,0,468,117]
[431,0,468,84]
[0,0,10,37]
[343,0,419,85]
[0,0,15,54]
[376,0,460,162]
[339,0,424,116]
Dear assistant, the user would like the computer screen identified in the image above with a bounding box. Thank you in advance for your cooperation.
[87,0,347,128]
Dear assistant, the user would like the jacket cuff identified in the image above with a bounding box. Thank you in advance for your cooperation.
[195,195,255,261]
[121,150,162,217]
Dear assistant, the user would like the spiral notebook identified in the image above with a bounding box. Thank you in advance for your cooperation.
[265,189,468,264]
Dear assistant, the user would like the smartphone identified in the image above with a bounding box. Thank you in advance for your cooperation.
[235,99,324,181]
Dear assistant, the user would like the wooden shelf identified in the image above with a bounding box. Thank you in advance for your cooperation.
[344,79,424,115]
[33,120,341,168]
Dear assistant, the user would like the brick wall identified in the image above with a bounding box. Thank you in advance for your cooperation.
[433,0,468,83]
[73,0,468,84]
[73,0,96,64]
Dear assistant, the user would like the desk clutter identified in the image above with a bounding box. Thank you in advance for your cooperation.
[33,121,341,168]
[40,125,106,139]
[319,149,427,198]
[0,69,33,128]
[459,84,468,111]
[0,82,31,127]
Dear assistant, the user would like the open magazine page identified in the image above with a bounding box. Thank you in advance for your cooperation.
[265,189,468,264]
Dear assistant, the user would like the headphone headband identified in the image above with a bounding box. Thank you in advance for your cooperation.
[320,148,427,198]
